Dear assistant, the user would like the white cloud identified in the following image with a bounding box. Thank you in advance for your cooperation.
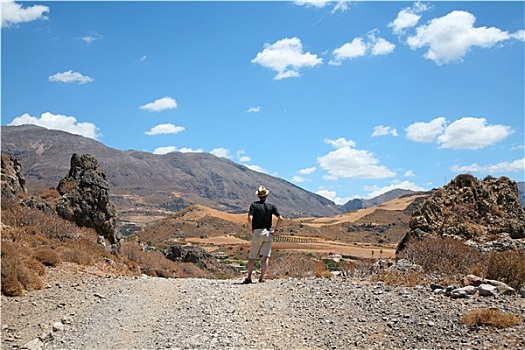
[139,97,178,112]
[153,146,202,154]
[404,170,416,177]
[363,180,427,199]
[298,167,317,175]
[437,117,513,149]
[8,112,100,139]
[405,117,446,143]
[330,32,395,65]
[291,175,306,183]
[81,31,103,44]
[145,124,185,136]
[252,37,323,80]
[153,146,177,155]
[140,55,148,62]
[318,137,396,179]
[48,70,93,85]
[245,164,268,174]
[1,0,49,28]
[451,158,524,174]
[237,150,251,162]
[247,106,261,113]
[372,125,398,137]
[407,10,516,65]
[370,37,396,56]
[388,2,429,35]
[316,189,352,205]
[511,30,525,41]
[324,137,356,148]
[210,148,232,159]
[294,0,349,13]
[330,38,367,65]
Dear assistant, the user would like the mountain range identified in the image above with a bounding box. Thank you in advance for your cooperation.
[2,125,523,219]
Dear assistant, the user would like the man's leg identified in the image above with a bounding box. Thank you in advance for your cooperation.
[259,255,269,282]
[246,258,255,280]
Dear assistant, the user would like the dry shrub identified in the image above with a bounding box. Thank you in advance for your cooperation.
[119,241,177,278]
[399,236,482,275]
[485,249,525,290]
[60,248,94,265]
[268,252,322,279]
[371,270,422,287]
[59,233,111,266]
[460,308,520,328]
[1,205,80,241]
[33,247,62,267]
[1,241,45,296]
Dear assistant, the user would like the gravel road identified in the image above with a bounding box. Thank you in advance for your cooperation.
[2,268,524,350]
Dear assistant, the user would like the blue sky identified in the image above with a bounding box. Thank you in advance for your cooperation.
[2,1,524,205]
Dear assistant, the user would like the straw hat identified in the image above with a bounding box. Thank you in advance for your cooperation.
[256,185,269,197]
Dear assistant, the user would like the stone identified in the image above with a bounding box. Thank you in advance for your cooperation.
[53,322,65,332]
[478,283,499,297]
[23,338,44,350]
[0,153,26,203]
[450,286,477,298]
[56,154,121,250]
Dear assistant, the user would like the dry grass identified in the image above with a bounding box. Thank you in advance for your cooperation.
[460,308,520,328]
[398,236,483,275]
[1,241,46,296]
[33,247,62,267]
[268,252,328,279]
[371,270,423,287]
[485,249,525,290]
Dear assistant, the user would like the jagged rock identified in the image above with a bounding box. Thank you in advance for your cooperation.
[369,258,423,274]
[410,174,525,239]
[450,285,477,298]
[398,175,525,256]
[1,153,26,203]
[56,154,121,249]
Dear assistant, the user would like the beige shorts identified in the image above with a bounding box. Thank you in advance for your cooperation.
[248,228,272,259]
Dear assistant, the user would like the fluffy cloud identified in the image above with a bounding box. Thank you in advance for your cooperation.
[316,189,353,205]
[139,97,178,112]
[294,0,349,13]
[405,117,446,143]
[407,10,517,65]
[48,70,93,85]
[153,146,203,155]
[244,164,268,174]
[330,38,367,65]
[8,112,100,139]
[406,117,513,149]
[317,138,396,179]
[145,124,185,135]
[330,32,395,65]
[291,175,306,183]
[451,158,524,174]
[372,125,398,137]
[247,106,260,113]
[210,148,232,159]
[388,2,429,35]
[252,37,323,80]
[363,181,427,199]
[437,117,513,149]
[298,167,317,175]
[1,0,49,28]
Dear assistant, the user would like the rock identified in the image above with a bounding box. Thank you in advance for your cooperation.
[450,286,477,298]
[52,322,65,332]
[23,338,44,350]
[478,283,499,297]
[56,154,121,250]
[1,153,26,203]
[519,286,525,298]
[462,274,484,287]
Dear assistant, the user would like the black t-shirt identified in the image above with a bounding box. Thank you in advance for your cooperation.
[249,200,281,230]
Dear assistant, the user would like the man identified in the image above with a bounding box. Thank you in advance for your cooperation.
[243,185,283,284]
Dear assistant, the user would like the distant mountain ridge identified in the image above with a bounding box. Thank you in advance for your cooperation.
[1,125,338,218]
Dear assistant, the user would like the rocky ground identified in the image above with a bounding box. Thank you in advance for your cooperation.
[2,266,524,350]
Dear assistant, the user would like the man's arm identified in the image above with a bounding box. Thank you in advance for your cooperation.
[247,214,253,233]
[274,215,283,231]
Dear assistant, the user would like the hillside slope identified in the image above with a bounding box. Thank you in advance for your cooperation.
[1,125,338,218]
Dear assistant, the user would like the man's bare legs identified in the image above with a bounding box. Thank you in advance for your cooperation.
[246,258,255,281]
[259,255,269,282]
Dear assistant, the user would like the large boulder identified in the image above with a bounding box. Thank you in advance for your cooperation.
[56,154,121,249]
[408,174,525,240]
[1,153,26,203]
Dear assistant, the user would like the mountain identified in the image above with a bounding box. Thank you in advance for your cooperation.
[1,125,339,218]
[337,188,423,212]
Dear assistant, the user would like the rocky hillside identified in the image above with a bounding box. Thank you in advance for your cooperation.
[1,125,338,218]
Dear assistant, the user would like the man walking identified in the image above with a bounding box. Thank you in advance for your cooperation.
[243,185,283,284]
